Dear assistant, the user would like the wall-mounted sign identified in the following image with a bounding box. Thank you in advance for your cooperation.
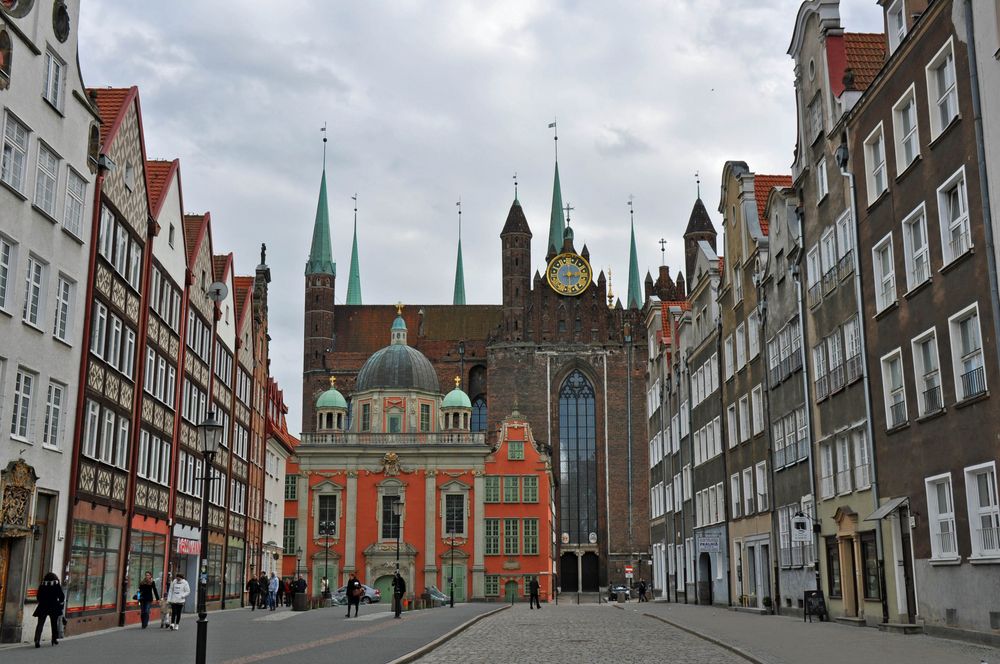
[176,538,201,555]
[697,534,720,552]
[791,515,812,543]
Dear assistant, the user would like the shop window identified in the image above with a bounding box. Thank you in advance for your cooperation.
[825,536,841,598]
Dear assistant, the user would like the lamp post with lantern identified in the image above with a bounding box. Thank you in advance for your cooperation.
[392,498,404,616]
[195,412,223,664]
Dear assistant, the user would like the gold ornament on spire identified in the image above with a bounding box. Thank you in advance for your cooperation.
[607,267,615,308]
[454,376,461,389]
[395,301,404,315]
[329,376,337,388]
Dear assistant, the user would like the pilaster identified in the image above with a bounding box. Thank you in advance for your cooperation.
[344,472,358,582]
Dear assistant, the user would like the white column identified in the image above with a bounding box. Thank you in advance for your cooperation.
[345,472,357,584]
[425,471,438,587]
[472,472,486,598]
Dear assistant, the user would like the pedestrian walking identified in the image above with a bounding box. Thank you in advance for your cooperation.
[136,571,160,627]
[32,572,63,648]
[166,573,191,630]
[345,573,362,618]
[246,576,260,611]
[258,574,268,609]
[392,571,406,619]
[267,572,279,611]
[275,576,285,607]
[528,577,541,609]
[637,579,647,603]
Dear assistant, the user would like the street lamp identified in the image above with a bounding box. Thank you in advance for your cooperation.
[392,498,404,616]
[195,411,223,664]
[448,535,457,608]
[319,520,333,602]
[296,546,303,577]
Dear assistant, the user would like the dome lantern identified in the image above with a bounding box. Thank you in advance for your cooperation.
[316,376,348,432]
[442,376,472,431]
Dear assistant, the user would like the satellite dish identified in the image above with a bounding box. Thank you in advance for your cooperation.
[208,281,229,303]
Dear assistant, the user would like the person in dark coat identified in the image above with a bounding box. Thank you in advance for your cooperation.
[392,571,406,619]
[258,574,268,609]
[345,573,362,618]
[528,577,541,609]
[33,572,64,648]
[136,571,160,627]
[246,576,260,611]
[275,577,285,607]
[294,574,307,596]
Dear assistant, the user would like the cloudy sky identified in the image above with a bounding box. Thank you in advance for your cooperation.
[78,0,882,432]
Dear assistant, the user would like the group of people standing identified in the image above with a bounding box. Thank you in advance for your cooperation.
[245,572,306,611]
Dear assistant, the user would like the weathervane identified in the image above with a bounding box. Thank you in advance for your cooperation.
[321,121,328,167]
[628,195,635,226]
[659,238,667,266]
[695,170,701,198]
[548,118,558,161]
[513,171,518,199]
[456,197,462,239]
[563,202,574,226]
[607,267,615,308]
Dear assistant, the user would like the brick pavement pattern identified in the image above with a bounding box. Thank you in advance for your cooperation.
[633,601,1000,664]
[413,603,749,664]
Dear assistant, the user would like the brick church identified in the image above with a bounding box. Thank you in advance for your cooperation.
[298,154,686,596]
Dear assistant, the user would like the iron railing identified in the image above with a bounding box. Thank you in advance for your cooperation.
[838,251,854,280]
[922,385,943,414]
[889,400,907,428]
[960,366,986,400]
[815,375,829,401]
[299,431,488,446]
[950,229,971,259]
[808,282,822,307]
[846,354,862,383]
[829,364,845,392]
[977,525,1000,555]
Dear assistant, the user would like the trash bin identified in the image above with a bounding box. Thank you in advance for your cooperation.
[617,592,626,603]
[292,593,309,611]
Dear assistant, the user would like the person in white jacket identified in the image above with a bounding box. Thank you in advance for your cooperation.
[166,573,191,630]
[267,572,279,611]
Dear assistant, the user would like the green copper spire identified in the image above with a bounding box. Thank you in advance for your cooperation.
[627,205,642,309]
[305,169,336,276]
[548,161,565,256]
[453,200,466,305]
[346,194,361,304]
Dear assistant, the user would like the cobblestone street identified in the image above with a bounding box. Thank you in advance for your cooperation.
[413,604,748,664]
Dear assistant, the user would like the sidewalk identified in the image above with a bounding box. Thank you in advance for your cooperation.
[625,601,1000,664]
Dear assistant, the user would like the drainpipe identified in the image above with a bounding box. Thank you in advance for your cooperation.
[716,314,732,607]
[658,326,670,601]
[680,343,690,604]
[963,0,1000,377]
[757,273,780,615]
[790,212,821,595]
[840,134,890,626]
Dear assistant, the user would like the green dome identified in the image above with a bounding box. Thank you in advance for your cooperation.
[391,315,407,331]
[442,387,472,409]
[316,378,348,410]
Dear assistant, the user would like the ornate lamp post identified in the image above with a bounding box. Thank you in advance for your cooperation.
[296,547,303,577]
[448,535,457,608]
[319,520,333,602]
[195,411,223,664]
[392,498,404,615]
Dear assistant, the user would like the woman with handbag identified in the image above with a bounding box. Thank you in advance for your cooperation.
[33,572,64,648]
[345,573,362,618]
[136,571,160,628]
[165,573,191,631]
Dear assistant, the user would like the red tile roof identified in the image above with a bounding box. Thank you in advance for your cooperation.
[146,159,176,219]
[233,276,254,326]
[844,32,887,92]
[660,300,690,343]
[212,254,231,283]
[183,214,207,265]
[89,87,133,146]
[754,175,793,235]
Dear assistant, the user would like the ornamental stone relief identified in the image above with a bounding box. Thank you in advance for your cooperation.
[0,459,38,535]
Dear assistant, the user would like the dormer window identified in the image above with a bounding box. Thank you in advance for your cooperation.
[887,0,906,53]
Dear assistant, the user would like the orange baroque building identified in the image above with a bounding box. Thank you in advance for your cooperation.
[284,313,554,602]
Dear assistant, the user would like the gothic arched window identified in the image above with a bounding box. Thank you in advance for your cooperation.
[559,370,598,545]
[471,396,487,432]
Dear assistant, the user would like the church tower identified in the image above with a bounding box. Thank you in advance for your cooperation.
[303,166,336,431]
[500,194,531,341]
[683,196,717,287]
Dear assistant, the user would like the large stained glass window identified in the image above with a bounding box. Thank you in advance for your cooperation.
[559,370,598,545]
[471,396,487,432]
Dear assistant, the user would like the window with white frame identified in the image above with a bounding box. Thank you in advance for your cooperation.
[21,254,45,326]
[64,170,86,237]
[42,50,65,110]
[887,0,906,52]
[724,335,734,379]
[41,381,64,448]
[755,461,769,512]
[808,93,823,140]
[738,395,749,442]
[816,157,828,200]
[911,329,942,415]
[813,343,828,400]
[926,38,958,139]
[34,143,59,217]
[965,462,1000,559]
[881,349,907,428]
[0,236,13,311]
[53,275,73,342]
[835,436,852,495]
[819,441,835,499]
[864,123,888,203]
[873,233,896,312]
[736,323,746,370]
[828,331,844,390]
[742,468,754,515]
[748,310,760,359]
[901,204,929,290]
[836,212,853,261]
[820,228,837,281]
[751,384,763,435]
[938,167,971,263]
[806,246,820,290]
[844,316,862,382]
[949,303,986,400]
[893,85,920,172]
[11,367,35,439]
[733,261,744,303]
[924,473,958,560]
[727,404,737,448]
[2,111,29,192]
[683,464,692,501]
[852,429,871,490]
[730,473,741,518]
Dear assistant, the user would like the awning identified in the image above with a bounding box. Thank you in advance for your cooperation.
[864,496,908,521]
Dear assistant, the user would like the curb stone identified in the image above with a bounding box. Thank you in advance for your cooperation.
[386,605,510,664]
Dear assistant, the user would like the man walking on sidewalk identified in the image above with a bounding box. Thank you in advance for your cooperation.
[393,572,406,619]
[529,577,541,609]
[246,576,259,611]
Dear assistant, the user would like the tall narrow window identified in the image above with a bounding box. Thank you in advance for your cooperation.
[926,39,958,138]
[11,367,35,439]
[559,370,597,545]
[893,86,920,173]
[902,205,929,290]
[938,168,971,264]
[873,233,895,312]
[42,382,64,448]
[444,494,464,536]
[924,474,958,560]
[381,494,401,540]
[64,170,86,237]
[471,396,487,432]
[42,50,64,110]
[1,111,29,192]
[0,236,13,310]
[34,143,59,216]
[864,124,888,203]
[22,255,44,326]
[964,462,1000,559]
[887,0,906,52]
[949,304,986,400]
[53,276,72,341]
[484,519,500,555]
[911,330,941,414]
[881,350,907,428]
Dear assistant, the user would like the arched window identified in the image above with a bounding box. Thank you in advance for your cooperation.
[559,370,597,545]
[471,397,487,432]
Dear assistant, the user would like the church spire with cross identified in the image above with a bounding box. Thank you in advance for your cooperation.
[547,119,565,259]
[453,199,466,305]
[306,124,336,276]
[346,193,362,305]
[627,196,642,309]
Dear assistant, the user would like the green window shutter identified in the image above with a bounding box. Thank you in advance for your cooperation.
[503,518,520,555]
[524,519,539,555]
[485,476,500,503]
[485,519,500,555]
[503,476,520,503]
[523,476,538,502]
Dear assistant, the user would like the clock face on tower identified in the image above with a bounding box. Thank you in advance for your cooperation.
[546,252,593,296]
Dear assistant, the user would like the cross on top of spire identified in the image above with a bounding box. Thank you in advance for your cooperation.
[563,202,574,225]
